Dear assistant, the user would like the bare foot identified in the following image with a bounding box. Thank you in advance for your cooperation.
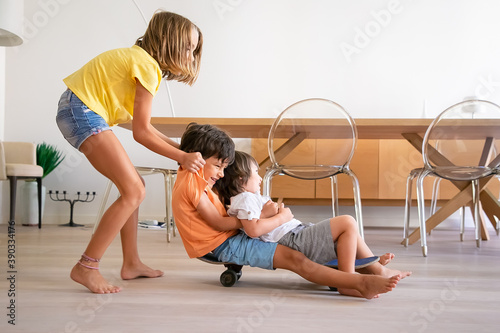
[121,261,164,280]
[338,287,378,298]
[70,263,121,294]
[378,266,412,279]
[378,253,395,266]
[358,256,412,279]
[357,274,401,299]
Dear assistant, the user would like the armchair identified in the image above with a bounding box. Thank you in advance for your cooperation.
[0,141,44,228]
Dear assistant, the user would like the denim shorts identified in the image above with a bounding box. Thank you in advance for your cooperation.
[56,89,111,150]
[212,231,278,270]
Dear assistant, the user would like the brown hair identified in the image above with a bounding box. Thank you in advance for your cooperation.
[135,10,203,85]
[179,123,235,163]
[214,151,257,208]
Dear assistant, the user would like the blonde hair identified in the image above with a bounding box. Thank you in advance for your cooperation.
[135,11,203,85]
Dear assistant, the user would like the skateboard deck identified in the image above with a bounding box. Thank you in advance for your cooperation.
[198,254,380,288]
[324,256,379,269]
[198,252,229,265]
[200,254,380,268]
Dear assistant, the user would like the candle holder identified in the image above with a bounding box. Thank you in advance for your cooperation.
[49,190,96,227]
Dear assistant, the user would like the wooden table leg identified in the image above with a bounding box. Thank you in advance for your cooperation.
[258,132,307,169]
[403,183,500,245]
[480,189,500,231]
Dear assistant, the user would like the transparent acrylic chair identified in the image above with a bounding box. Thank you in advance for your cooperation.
[404,142,469,245]
[403,100,500,256]
[422,140,498,242]
[93,167,177,242]
[262,98,364,238]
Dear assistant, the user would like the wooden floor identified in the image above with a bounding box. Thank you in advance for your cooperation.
[1,224,500,333]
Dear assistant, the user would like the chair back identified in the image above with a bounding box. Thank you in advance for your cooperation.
[267,98,357,179]
[0,141,6,179]
[422,99,500,180]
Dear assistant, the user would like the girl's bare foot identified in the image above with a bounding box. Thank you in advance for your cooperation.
[121,261,164,280]
[70,263,121,294]
[358,256,412,279]
[357,274,400,299]
[378,253,395,266]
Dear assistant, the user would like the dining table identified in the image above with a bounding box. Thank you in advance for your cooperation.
[120,117,500,243]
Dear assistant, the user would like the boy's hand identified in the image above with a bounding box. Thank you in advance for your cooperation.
[181,152,205,173]
[261,200,278,219]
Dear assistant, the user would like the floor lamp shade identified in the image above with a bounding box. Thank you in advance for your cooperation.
[0,0,24,46]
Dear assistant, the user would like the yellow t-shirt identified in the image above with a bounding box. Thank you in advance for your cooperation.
[63,45,162,126]
[172,167,238,258]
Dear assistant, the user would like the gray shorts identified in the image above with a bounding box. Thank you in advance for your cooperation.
[278,219,336,265]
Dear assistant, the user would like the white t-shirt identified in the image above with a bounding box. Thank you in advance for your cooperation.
[227,192,302,242]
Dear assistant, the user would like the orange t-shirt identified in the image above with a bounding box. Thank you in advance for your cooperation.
[172,167,238,258]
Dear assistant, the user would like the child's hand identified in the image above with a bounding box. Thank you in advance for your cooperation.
[277,203,293,223]
[181,152,205,173]
[261,200,278,218]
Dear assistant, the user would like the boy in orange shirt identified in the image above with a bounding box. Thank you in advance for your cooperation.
[172,123,402,299]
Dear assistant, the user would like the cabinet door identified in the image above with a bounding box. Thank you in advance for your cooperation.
[251,138,316,199]
[316,139,379,199]
[378,140,461,200]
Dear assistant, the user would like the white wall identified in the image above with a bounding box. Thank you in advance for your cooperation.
[0,47,5,220]
[0,47,4,140]
[2,0,500,226]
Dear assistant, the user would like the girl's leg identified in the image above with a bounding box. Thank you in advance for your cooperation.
[331,215,412,279]
[328,216,366,297]
[70,131,150,293]
[120,201,163,280]
[272,244,400,299]
[329,216,358,273]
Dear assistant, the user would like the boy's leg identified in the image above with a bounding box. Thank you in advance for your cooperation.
[272,244,400,299]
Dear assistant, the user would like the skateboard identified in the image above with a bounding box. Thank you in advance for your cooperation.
[325,255,379,291]
[198,254,379,288]
[324,255,379,269]
[198,253,243,287]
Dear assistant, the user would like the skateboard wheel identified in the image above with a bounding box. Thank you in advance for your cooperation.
[236,271,242,281]
[220,269,238,287]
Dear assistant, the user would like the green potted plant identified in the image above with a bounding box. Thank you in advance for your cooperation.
[21,142,65,225]
[36,142,66,178]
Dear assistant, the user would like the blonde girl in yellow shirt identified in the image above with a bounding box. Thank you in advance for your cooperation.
[56,11,205,294]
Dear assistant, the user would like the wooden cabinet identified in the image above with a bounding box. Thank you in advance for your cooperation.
[316,139,379,199]
[377,140,458,200]
[251,138,500,205]
[252,138,316,199]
